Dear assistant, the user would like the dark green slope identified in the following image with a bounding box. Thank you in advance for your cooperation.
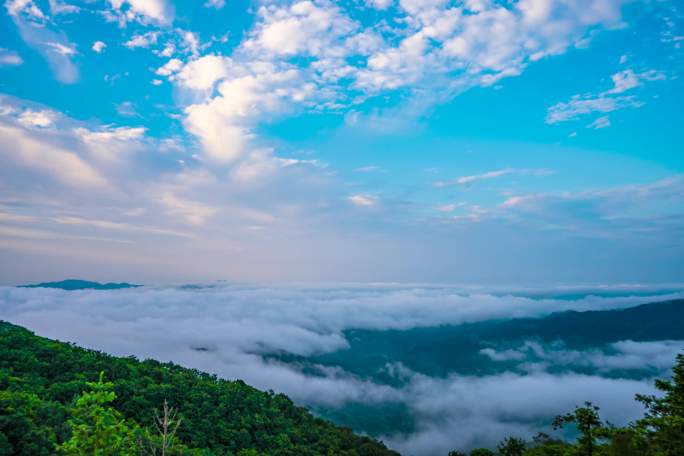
[0,321,398,456]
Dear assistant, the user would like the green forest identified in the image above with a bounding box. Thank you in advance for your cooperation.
[0,321,398,455]
[1,319,683,455]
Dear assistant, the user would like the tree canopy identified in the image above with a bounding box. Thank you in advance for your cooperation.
[0,321,398,456]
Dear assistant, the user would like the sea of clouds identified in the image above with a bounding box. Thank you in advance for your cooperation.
[1,284,683,455]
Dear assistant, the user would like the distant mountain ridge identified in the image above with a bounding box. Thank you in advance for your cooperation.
[18,279,140,290]
[274,298,684,381]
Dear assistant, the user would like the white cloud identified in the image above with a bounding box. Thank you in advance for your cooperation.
[5,0,46,19]
[124,31,159,49]
[385,369,655,454]
[48,0,79,15]
[203,0,224,9]
[436,203,465,213]
[546,95,641,124]
[348,193,378,207]
[115,101,138,117]
[481,339,684,373]
[587,115,611,129]
[354,166,382,173]
[0,124,110,189]
[92,40,106,53]
[155,58,183,76]
[18,109,55,127]
[0,48,23,66]
[160,194,217,225]
[494,177,684,239]
[607,69,666,94]
[547,68,666,124]
[7,8,79,83]
[435,168,552,187]
[175,55,232,90]
[243,1,358,58]
[179,30,200,57]
[182,64,311,162]
[76,125,146,143]
[43,41,77,56]
[367,0,392,9]
[157,0,635,165]
[106,0,174,25]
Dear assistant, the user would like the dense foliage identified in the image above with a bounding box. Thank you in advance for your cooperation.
[449,354,684,456]
[0,321,398,456]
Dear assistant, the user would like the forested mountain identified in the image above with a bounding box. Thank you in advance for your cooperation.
[18,279,140,290]
[0,321,398,456]
[278,298,684,380]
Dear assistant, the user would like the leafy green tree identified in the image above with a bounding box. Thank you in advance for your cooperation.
[602,428,644,456]
[448,451,467,456]
[497,437,526,456]
[552,402,604,456]
[521,432,571,455]
[0,390,67,455]
[635,353,684,456]
[470,449,495,456]
[58,372,139,456]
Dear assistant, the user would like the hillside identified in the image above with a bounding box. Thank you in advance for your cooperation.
[0,321,398,456]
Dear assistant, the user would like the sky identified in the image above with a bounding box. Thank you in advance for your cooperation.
[0,0,683,285]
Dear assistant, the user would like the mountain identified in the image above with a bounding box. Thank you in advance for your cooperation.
[0,321,398,456]
[18,279,140,290]
[274,298,684,381]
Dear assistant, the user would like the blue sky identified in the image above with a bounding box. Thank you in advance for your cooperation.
[0,0,682,284]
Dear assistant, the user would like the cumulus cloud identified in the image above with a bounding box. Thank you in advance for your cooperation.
[5,0,46,19]
[155,58,183,76]
[0,285,679,454]
[157,0,633,163]
[18,109,56,127]
[175,54,232,91]
[106,0,174,26]
[124,31,159,49]
[91,40,106,53]
[606,69,666,95]
[182,64,312,162]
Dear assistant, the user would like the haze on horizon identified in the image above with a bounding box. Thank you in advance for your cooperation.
[0,0,682,285]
